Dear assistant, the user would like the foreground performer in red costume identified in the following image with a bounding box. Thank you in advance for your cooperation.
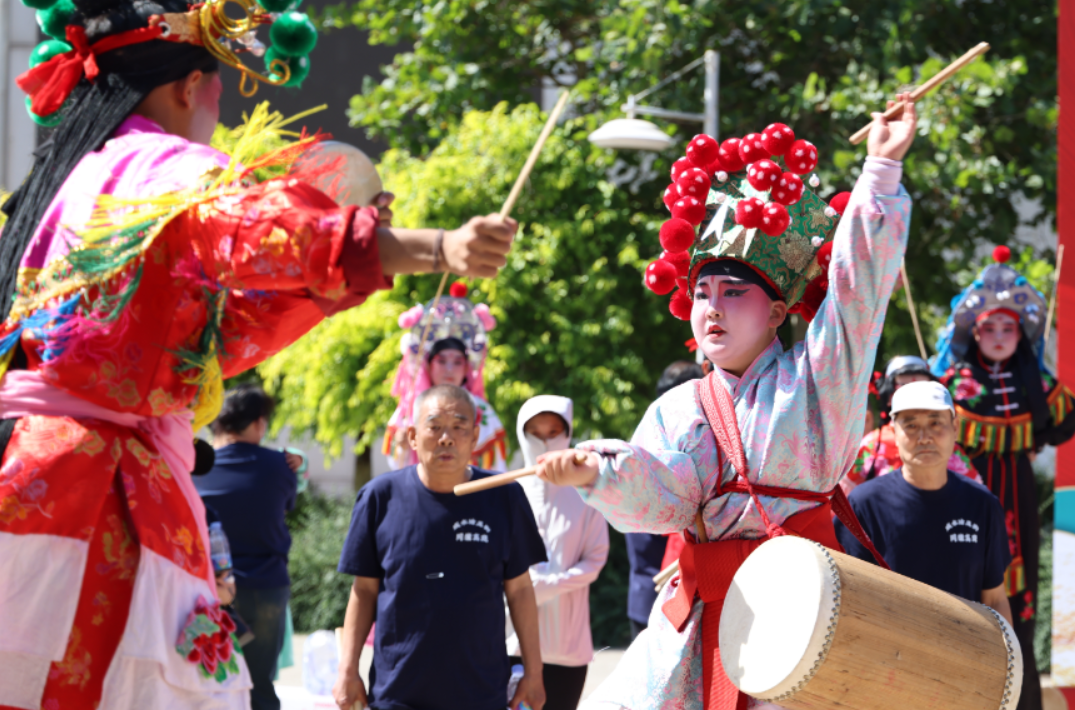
[0,0,515,706]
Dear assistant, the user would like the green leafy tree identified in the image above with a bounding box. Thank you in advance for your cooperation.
[261,104,674,453]
[314,0,1056,361]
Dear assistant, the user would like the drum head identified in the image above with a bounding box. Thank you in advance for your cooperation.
[293,141,383,207]
[719,536,840,700]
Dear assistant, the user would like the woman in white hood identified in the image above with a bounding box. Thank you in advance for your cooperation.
[507,396,610,710]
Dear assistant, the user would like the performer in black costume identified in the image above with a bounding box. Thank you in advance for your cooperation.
[934,245,1075,710]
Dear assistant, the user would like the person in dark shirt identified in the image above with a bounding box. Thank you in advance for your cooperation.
[196,384,296,710]
[334,385,548,710]
[836,381,1013,625]
[625,360,704,638]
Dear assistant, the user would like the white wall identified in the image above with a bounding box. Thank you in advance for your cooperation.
[1,0,37,190]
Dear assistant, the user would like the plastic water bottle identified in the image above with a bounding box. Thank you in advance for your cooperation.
[208,522,232,573]
[506,663,525,705]
[303,629,339,696]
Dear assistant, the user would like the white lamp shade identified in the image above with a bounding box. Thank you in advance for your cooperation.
[587,118,675,151]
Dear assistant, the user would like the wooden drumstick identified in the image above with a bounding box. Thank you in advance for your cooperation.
[848,42,990,145]
[653,560,680,592]
[453,451,590,496]
[412,90,572,383]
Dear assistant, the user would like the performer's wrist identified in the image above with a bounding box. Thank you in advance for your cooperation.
[431,228,445,273]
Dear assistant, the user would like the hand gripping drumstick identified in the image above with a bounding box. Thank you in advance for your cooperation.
[411,90,572,383]
[454,452,589,496]
[848,42,990,145]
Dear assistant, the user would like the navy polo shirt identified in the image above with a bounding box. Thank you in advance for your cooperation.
[338,466,546,710]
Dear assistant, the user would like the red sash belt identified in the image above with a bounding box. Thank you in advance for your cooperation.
[662,372,889,710]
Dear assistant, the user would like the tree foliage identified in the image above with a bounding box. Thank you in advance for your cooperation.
[267,0,1059,450]
[261,104,672,451]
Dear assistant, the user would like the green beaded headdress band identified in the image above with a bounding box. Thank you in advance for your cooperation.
[643,125,852,322]
[18,0,319,127]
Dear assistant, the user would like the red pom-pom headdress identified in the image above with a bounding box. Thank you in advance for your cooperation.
[645,129,848,322]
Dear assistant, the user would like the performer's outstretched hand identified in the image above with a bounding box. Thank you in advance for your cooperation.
[536,449,599,488]
[443,215,519,278]
[868,91,916,161]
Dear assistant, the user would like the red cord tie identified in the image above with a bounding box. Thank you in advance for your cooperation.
[17,25,163,117]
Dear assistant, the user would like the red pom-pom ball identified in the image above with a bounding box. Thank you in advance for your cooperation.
[670,157,694,182]
[735,197,765,229]
[759,202,791,237]
[718,138,746,172]
[828,191,851,216]
[676,167,712,198]
[660,218,697,252]
[770,172,804,206]
[738,133,770,164]
[449,281,469,298]
[816,242,834,270]
[746,158,782,191]
[761,123,796,156]
[670,196,706,226]
[669,288,693,320]
[993,245,1012,264]
[645,259,678,295]
[661,250,690,278]
[686,134,720,171]
[785,139,818,175]
[662,184,678,212]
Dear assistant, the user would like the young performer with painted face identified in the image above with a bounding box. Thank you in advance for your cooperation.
[385,281,508,471]
[932,246,1075,710]
[538,96,917,710]
[0,0,516,705]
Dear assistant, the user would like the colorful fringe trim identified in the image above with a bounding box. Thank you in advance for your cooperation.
[1049,384,1075,427]
[1005,555,1026,596]
[955,406,1033,454]
[472,430,507,470]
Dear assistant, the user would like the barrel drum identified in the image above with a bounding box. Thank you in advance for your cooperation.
[719,536,1021,710]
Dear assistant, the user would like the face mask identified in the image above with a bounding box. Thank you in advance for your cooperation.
[520,432,571,468]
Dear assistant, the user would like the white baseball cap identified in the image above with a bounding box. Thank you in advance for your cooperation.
[890,380,954,416]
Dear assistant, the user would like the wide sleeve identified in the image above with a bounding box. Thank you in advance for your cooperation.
[176,179,393,376]
[531,504,610,605]
[575,389,713,536]
[798,157,912,476]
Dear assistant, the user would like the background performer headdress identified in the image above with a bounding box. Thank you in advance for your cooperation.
[932,245,1049,376]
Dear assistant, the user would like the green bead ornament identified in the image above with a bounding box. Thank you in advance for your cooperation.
[37,0,76,41]
[265,48,310,88]
[22,0,59,12]
[25,97,62,128]
[259,0,299,13]
[268,12,317,57]
[29,39,72,68]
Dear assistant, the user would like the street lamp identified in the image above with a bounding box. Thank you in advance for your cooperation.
[588,50,719,151]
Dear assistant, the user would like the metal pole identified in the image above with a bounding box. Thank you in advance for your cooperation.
[704,50,720,140]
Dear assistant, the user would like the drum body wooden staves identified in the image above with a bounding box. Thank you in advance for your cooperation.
[719,536,1021,710]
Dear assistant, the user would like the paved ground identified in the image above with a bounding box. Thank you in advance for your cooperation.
[277,633,626,701]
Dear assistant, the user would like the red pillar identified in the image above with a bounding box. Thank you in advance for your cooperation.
[1059,0,1075,490]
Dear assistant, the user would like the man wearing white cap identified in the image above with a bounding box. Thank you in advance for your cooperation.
[835,381,1013,625]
